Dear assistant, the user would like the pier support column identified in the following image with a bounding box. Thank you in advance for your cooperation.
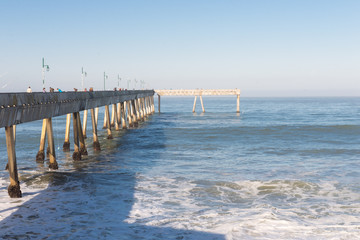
[117,103,121,128]
[111,104,115,127]
[127,101,133,127]
[76,112,88,156]
[113,104,119,130]
[72,112,81,160]
[95,107,99,126]
[90,108,101,151]
[200,96,205,113]
[131,100,138,125]
[63,113,71,151]
[105,105,113,139]
[158,95,161,113]
[5,125,22,198]
[103,108,107,129]
[121,101,127,129]
[46,118,58,169]
[236,94,240,113]
[36,119,47,162]
[82,110,88,139]
[193,96,197,113]
[120,102,127,129]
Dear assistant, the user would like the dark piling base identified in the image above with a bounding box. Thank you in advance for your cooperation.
[107,135,113,139]
[36,151,45,162]
[5,163,9,170]
[8,182,22,198]
[102,126,107,129]
[46,146,50,157]
[63,142,70,152]
[72,151,82,161]
[48,161,59,170]
[93,141,101,151]
[80,147,88,156]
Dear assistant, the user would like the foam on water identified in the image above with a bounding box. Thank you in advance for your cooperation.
[127,175,360,239]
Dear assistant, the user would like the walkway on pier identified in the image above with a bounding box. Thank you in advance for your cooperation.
[155,89,241,113]
[1,90,155,198]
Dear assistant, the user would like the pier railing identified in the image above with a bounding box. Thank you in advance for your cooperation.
[0,90,154,128]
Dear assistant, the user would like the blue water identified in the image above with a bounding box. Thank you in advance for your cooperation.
[0,97,359,239]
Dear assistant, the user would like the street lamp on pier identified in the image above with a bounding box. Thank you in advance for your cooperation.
[103,72,108,90]
[81,67,87,90]
[118,75,121,89]
[42,58,50,89]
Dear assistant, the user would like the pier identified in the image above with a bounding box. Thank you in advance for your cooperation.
[155,89,241,113]
[1,90,155,198]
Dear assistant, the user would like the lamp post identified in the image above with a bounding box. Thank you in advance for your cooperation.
[117,75,121,89]
[81,67,87,90]
[42,58,50,89]
[103,72,108,90]
[134,79,138,89]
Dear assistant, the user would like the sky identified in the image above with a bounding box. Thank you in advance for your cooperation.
[0,0,359,96]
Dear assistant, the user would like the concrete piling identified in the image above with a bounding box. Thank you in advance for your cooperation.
[90,108,101,151]
[63,113,71,152]
[5,125,22,198]
[82,110,88,139]
[105,105,113,139]
[76,112,88,156]
[46,118,58,169]
[36,119,47,162]
[72,112,81,161]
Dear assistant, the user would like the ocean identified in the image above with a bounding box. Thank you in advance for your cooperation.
[0,97,359,239]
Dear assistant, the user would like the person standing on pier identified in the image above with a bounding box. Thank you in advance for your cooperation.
[26,86,32,93]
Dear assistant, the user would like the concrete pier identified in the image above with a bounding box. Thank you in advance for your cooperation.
[155,89,241,113]
[1,90,155,198]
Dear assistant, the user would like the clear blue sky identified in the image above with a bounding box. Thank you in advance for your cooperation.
[0,0,359,96]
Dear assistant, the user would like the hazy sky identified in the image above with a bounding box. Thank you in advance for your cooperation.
[0,0,359,96]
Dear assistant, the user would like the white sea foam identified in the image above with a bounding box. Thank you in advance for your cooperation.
[126,175,360,239]
[0,176,48,221]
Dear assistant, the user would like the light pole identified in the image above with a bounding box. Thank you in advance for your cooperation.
[140,80,145,89]
[81,67,87,90]
[117,75,121,89]
[103,72,108,90]
[134,79,138,89]
[127,79,131,89]
[42,58,50,89]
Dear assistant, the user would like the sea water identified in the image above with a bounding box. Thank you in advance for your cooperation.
[0,97,359,239]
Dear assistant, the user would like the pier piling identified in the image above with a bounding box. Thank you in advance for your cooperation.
[72,112,81,160]
[82,110,88,139]
[105,105,113,139]
[63,113,71,152]
[90,108,101,151]
[46,118,58,169]
[36,119,47,162]
[5,125,22,198]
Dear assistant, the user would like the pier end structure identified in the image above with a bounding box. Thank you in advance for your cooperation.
[155,89,241,113]
[0,90,155,197]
